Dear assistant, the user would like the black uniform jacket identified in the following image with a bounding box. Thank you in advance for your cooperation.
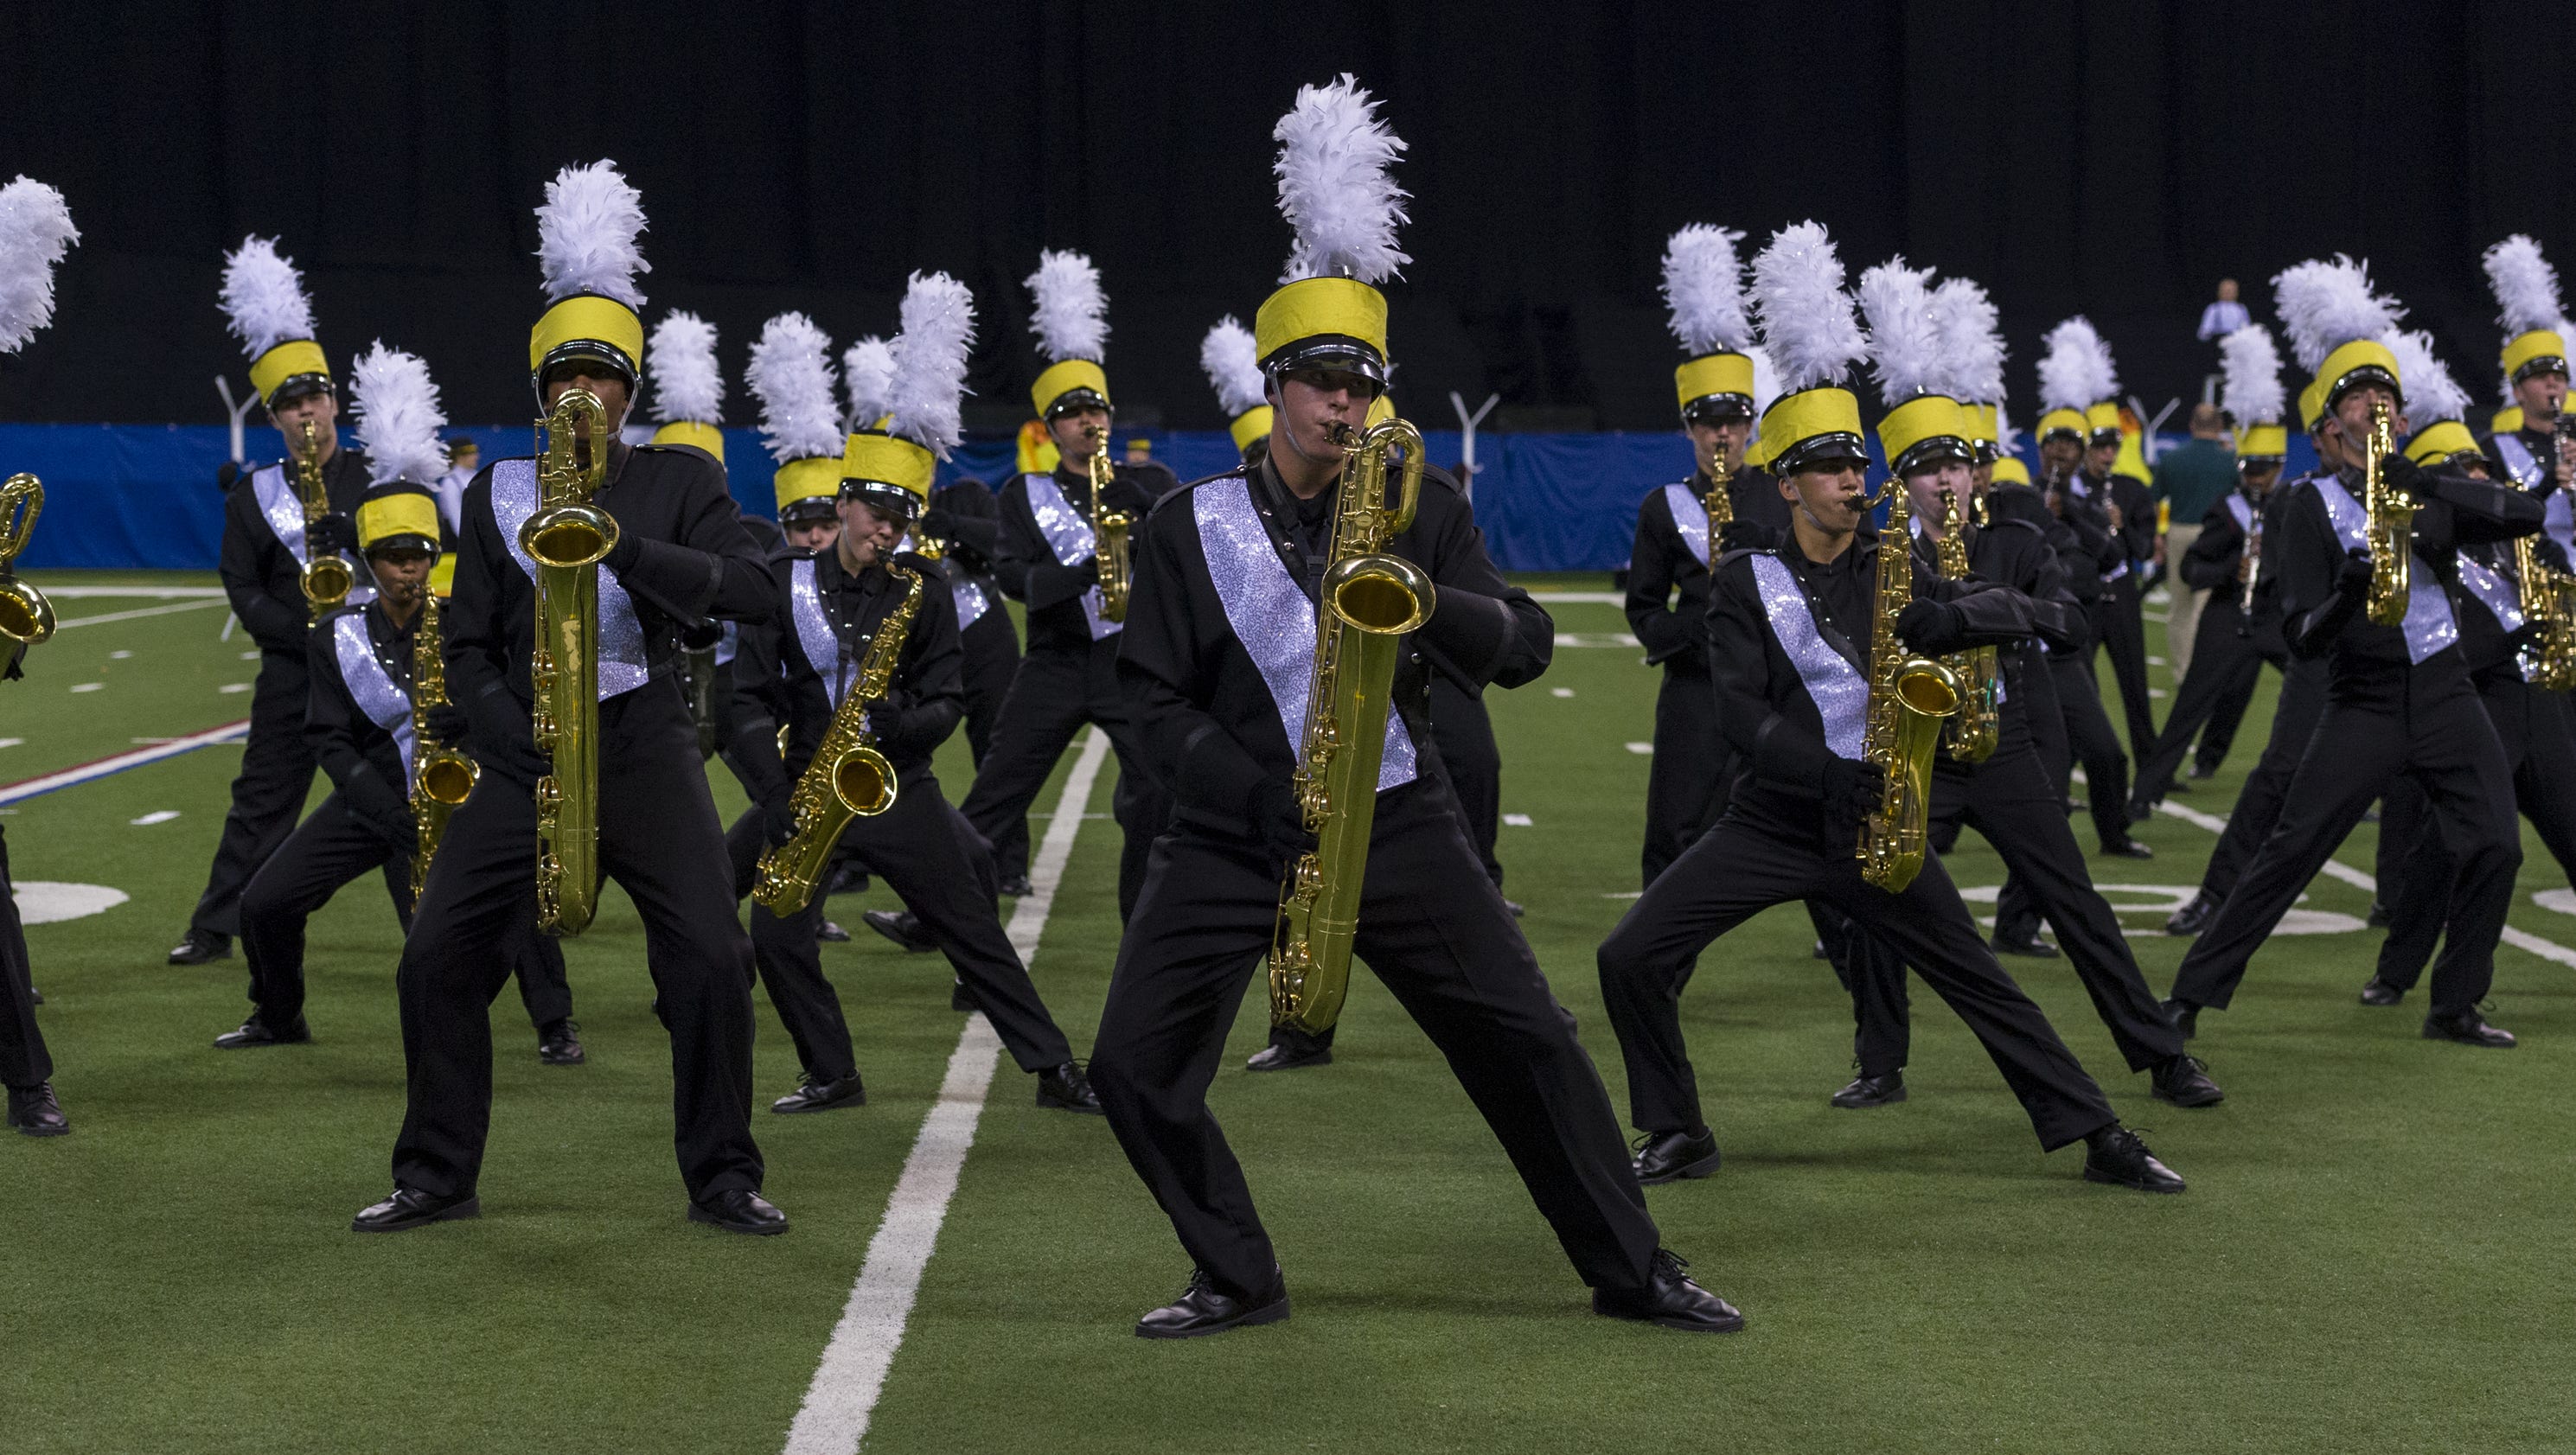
[1908,516,2084,760]
[304,596,418,846]
[728,549,965,807]
[220,447,374,654]
[1707,529,2042,837]
[1988,479,2121,615]
[1625,466,1787,673]
[994,460,1179,653]
[2180,489,2289,654]
[444,443,772,719]
[1116,456,1551,839]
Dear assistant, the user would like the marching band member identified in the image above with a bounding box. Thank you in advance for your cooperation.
[2477,236,2576,542]
[1202,316,1275,471]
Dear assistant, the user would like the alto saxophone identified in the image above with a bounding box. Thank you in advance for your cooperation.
[296,418,355,618]
[1269,416,1436,1035]
[1702,444,1733,552]
[2362,394,2413,628]
[1088,424,1135,622]
[524,388,620,936]
[410,586,478,897]
[1936,485,1999,762]
[751,563,922,916]
[0,473,58,649]
[1857,481,1964,892]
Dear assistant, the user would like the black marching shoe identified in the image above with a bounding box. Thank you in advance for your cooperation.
[2187,761,2219,781]
[537,1019,585,1066]
[1036,1061,1104,1114]
[2125,798,2157,825]
[2163,998,2199,1040]
[2422,1011,2515,1048]
[816,919,852,943]
[1245,1037,1333,1073]
[2081,1124,2186,1194]
[688,1189,789,1235]
[1831,1070,1907,1108]
[1631,1126,1723,1185]
[1504,899,1525,917]
[1991,929,2059,959]
[27,986,38,1005]
[2366,898,2392,929]
[1593,1249,1746,1334]
[167,929,232,966]
[771,1070,867,1114]
[2100,836,2155,860]
[2358,977,2406,1007]
[950,979,978,1013]
[6,1082,68,1137]
[2150,1054,2224,1107]
[1135,1266,1289,1339]
[2164,891,2220,936]
[351,1184,479,1233]
[862,909,938,954]
[214,1015,310,1050]
[997,874,1034,898]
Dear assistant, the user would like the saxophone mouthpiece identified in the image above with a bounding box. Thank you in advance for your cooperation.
[1327,420,1359,448]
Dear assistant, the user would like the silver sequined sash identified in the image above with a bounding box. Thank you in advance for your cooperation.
[1025,472,1119,641]
[1663,482,1710,567]
[489,459,649,699]
[252,463,374,608]
[2309,475,2458,664]
[1748,552,1868,761]
[332,610,415,782]
[787,557,853,708]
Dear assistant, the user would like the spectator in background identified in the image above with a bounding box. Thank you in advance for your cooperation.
[2150,403,2238,682]
[1123,437,1153,467]
[431,436,479,539]
[2196,278,2250,342]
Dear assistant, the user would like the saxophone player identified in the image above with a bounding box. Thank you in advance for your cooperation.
[1093,79,1737,1339]
[359,163,780,1236]
[1597,224,2181,1197]
[171,237,374,968]
[2166,258,2541,1050]
[219,353,578,1064]
[962,251,1174,911]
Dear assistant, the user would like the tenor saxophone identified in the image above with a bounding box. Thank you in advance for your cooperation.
[1857,482,1964,892]
[1087,425,1135,622]
[410,586,478,897]
[296,419,355,619]
[1269,416,1436,1035]
[1702,443,1733,551]
[751,563,923,916]
[524,389,620,936]
[0,474,57,648]
[1935,484,1999,762]
[2362,394,2413,628]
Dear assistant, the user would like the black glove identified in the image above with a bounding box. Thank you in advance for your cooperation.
[602,515,643,575]
[463,682,552,790]
[678,618,725,652]
[216,460,241,494]
[1247,776,1317,874]
[2334,547,2375,595]
[342,763,419,853]
[760,794,800,848]
[1716,520,1776,553]
[1821,756,1886,836]
[1895,598,1967,655]
[918,507,958,539]
[2381,451,2428,501]
[307,512,357,558]
[421,703,470,744]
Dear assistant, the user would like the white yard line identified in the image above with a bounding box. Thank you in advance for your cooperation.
[25,584,228,599]
[0,719,250,806]
[55,598,233,629]
[783,724,1115,1455]
[1526,590,1623,604]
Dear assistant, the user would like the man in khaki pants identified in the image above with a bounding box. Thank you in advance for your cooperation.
[2151,404,2239,681]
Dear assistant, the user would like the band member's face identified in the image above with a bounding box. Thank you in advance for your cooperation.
[1903,456,1972,523]
[1684,415,1749,476]
[368,549,433,600]
[1781,459,1868,533]
[834,497,904,566]
[2515,370,2566,426]
[2324,385,2405,463]
[2242,461,2281,494]
[271,389,339,456]
[1971,459,1994,492]
[543,367,632,431]
[1049,407,1112,462]
[1274,368,1379,457]
[2458,455,2493,480]
[783,516,840,552]
[2084,439,2119,475]
[2038,435,2081,475]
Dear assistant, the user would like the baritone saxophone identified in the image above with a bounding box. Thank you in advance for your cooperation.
[524,388,619,935]
[750,564,922,916]
[1268,416,1435,1035]
[1857,480,1963,892]
[0,473,57,648]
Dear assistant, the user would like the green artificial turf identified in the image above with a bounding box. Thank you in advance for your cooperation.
[3,569,2573,1454]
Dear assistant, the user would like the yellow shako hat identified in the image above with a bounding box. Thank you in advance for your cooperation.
[842,271,977,522]
[1200,316,1275,455]
[2483,234,2569,387]
[1857,257,1970,475]
[2273,254,2403,421]
[1026,250,1112,419]
[220,235,332,408]
[2033,316,2119,451]
[1662,225,1758,423]
[748,312,847,524]
[1747,221,1870,474]
[2217,322,2288,462]
[348,341,451,554]
[643,311,725,464]
[526,161,650,401]
[2385,330,2483,466]
[1252,75,1409,389]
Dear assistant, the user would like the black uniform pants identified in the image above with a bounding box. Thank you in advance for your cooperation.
[1640,663,1726,889]
[239,792,572,1032]
[0,825,50,1090]
[2195,661,2260,773]
[2379,677,2576,990]
[1846,748,2185,1077]
[1599,809,2117,1152]
[732,775,1073,1084]
[1997,654,2129,941]
[2091,579,2157,757]
[2199,658,2330,900]
[958,606,1022,769]
[189,648,317,937]
[2132,608,2285,809]
[961,641,1163,916]
[392,686,761,1203]
[2171,660,2519,1020]
[1091,780,1662,1300]
[1429,675,1504,890]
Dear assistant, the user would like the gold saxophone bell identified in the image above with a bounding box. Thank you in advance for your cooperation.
[293,419,354,615]
[0,474,58,645]
[831,744,897,817]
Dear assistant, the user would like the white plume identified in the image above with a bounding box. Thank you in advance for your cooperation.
[2270,255,2401,373]
[1748,344,1780,415]
[2385,329,2467,424]
[1929,276,2004,405]
[746,312,841,464]
[1857,258,1944,407]
[219,235,315,361]
[2483,234,2563,336]
[2036,316,2119,412]
[1748,221,1868,394]
[1273,73,1410,285]
[889,271,976,458]
[0,177,78,354]
[2217,323,2285,426]
[842,336,897,432]
[1026,249,1108,363]
[1200,316,1268,418]
[1660,224,1752,355]
[1996,399,2020,456]
[349,342,448,488]
[647,310,722,426]
[534,160,649,306]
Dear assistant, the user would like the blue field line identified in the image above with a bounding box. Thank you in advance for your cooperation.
[0,719,250,806]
